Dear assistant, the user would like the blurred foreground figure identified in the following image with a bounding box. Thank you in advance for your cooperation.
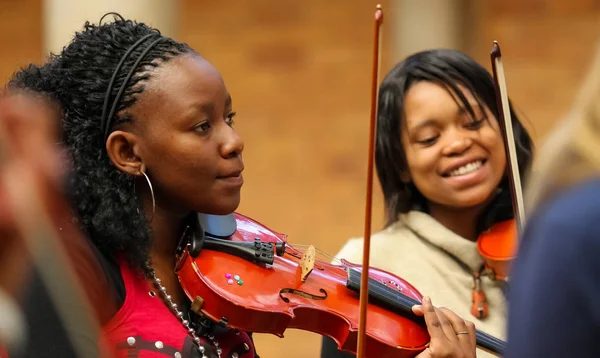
[0,67,114,357]
[505,42,600,357]
[0,81,65,355]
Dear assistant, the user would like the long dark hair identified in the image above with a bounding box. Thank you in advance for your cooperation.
[375,49,534,234]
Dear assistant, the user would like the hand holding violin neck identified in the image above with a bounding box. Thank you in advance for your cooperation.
[346,269,505,356]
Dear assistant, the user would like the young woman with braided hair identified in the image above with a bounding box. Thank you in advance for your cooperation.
[22,12,480,358]
[29,13,257,358]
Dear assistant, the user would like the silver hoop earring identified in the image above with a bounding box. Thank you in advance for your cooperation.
[140,170,156,222]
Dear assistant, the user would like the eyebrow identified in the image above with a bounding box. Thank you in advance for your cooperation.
[225,94,232,109]
[458,102,483,116]
[198,102,214,114]
[409,119,437,132]
[409,102,483,131]
[191,94,232,116]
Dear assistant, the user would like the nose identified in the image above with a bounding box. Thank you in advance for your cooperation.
[441,130,472,157]
[219,124,244,159]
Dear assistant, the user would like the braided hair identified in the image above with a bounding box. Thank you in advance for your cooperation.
[51,13,193,275]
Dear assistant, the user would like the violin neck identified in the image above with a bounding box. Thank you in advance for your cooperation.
[345,268,505,356]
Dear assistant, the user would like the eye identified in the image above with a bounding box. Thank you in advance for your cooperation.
[466,118,485,130]
[225,111,237,127]
[193,121,211,133]
[416,136,439,146]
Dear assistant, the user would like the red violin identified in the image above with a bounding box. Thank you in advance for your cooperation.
[175,212,506,358]
[478,219,517,282]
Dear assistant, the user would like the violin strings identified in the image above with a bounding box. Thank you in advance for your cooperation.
[277,246,504,352]
[282,244,349,280]
[283,243,346,264]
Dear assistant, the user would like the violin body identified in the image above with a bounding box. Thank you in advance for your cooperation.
[477,219,517,281]
[176,213,429,358]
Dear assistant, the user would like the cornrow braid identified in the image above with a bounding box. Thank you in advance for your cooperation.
[50,14,193,275]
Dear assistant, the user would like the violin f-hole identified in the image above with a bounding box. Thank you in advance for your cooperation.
[279,288,328,303]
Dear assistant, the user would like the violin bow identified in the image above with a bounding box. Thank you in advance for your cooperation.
[490,42,526,236]
[356,4,383,358]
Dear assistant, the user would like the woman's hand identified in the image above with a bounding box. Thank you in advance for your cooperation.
[412,297,477,358]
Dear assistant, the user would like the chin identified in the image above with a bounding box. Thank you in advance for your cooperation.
[190,192,241,216]
[449,190,496,209]
[213,196,242,215]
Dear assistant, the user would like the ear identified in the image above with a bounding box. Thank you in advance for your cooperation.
[106,130,145,175]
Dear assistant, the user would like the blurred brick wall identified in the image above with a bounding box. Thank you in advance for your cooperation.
[469,0,600,142]
[0,0,43,83]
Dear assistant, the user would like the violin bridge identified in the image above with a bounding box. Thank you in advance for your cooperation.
[300,245,316,282]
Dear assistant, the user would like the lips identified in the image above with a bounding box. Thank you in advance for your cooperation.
[441,158,487,177]
[216,167,244,188]
[217,170,242,179]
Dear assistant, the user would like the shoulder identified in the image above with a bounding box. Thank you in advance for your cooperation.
[506,179,600,357]
[524,179,600,250]
[540,178,600,217]
[512,178,600,289]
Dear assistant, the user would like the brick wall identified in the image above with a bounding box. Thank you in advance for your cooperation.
[469,0,600,142]
[0,0,42,83]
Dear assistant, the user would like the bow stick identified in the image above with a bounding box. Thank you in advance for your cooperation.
[356,5,383,358]
[490,41,526,236]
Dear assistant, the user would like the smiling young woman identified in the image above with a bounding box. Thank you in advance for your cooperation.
[321,49,534,358]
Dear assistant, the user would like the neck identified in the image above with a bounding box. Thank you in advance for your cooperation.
[150,210,191,259]
[144,208,190,266]
[427,203,484,241]
[138,183,191,262]
[139,191,192,307]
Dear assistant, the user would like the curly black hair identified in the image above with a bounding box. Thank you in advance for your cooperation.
[375,49,534,234]
[5,61,61,108]
[48,14,193,275]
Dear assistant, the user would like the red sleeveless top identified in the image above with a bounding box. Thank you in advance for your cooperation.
[103,260,257,358]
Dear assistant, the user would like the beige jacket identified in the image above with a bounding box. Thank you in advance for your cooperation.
[334,211,506,358]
